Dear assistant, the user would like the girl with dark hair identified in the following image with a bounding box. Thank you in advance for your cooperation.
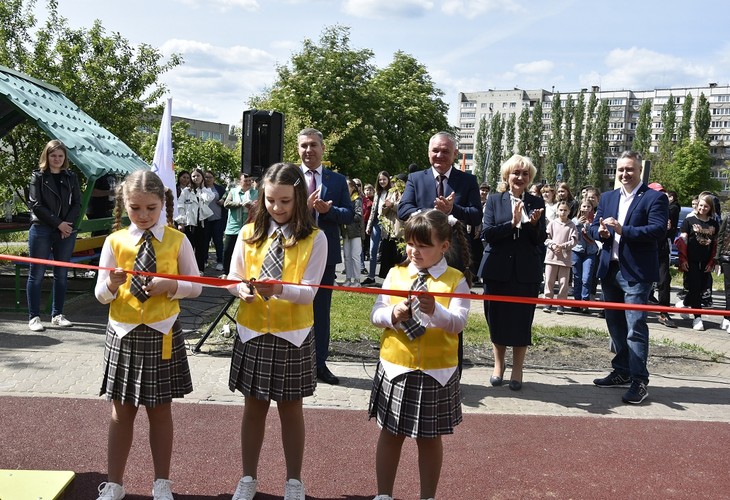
[364,171,392,285]
[175,167,214,273]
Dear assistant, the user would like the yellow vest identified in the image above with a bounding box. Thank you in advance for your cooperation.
[381,265,463,370]
[109,226,184,324]
[235,224,317,333]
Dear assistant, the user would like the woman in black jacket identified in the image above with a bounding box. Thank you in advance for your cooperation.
[26,139,82,332]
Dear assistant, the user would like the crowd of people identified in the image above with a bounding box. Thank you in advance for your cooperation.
[24,135,729,500]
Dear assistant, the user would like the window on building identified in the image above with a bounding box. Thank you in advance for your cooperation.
[608,98,625,106]
[716,95,730,102]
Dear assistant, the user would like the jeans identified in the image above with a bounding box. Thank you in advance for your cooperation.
[601,261,652,383]
[571,251,596,301]
[368,222,382,279]
[26,224,77,319]
[204,217,224,264]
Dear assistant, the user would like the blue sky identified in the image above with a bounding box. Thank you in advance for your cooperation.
[43,0,729,127]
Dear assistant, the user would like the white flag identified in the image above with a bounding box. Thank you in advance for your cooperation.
[151,98,176,225]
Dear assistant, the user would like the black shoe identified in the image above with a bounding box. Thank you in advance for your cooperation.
[489,375,503,387]
[593,371,631,387]
[362,277,376,286]
[647,294,659,305]
[509,380,522,391]
[317,365,340,385]
[597,310,605,318]
[570,306,581,312]
[580,307,590,314]
[361,269,368,275]
[622,380,649,404]
[556,306,564,315]
[658,314,677,328]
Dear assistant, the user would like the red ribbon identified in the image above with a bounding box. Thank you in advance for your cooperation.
[2,253,728,318]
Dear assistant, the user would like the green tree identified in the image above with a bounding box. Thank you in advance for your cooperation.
[695,92,711,143]
[633,99,652,156]
[589,99,609,191]
[487,113,503,187]
[504,112,516,160]
[677,93,694,144]
[562,94,574,190]
[473,115,488,183]
[0,0,180,197]
[663,140,720,205]
[517,106,529,155]
[580,91,598,173]
[528,99,543,162]
[544,92,563,182]
[568,91,585,193]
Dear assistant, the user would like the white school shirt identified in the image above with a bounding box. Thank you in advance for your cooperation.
[370,258,470,386]
[95,222,203,338]
[227,222,328,347]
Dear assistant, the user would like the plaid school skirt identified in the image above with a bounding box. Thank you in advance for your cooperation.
[100,321,192,408]
[368,362,462,438]
[228,329,316,402]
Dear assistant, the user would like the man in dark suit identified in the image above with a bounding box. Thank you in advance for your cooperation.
[298,128,354,385]
[398,131,482,372]
[589,150,668,405]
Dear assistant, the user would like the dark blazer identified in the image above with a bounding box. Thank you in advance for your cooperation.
[314,167,354,266]
[398,167,482,226]
[588,183,668,283]
[478,191,547,283]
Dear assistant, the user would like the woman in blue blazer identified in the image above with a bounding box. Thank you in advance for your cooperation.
[478,155,546,391]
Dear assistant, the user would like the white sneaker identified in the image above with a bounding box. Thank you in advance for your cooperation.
[97,481,125,500]
[284,478,305,500]
[232,476,257,500]
[28,316,45,332]
[51,314,73,327]
[215,262,224,271]
[373,496,394,500]
[722,318,730,331]
[692,317,705,331]
[152,479,174,500]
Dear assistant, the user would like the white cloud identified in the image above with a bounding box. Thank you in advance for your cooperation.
[160,39,275,69]
[342,0,434,19]
[441,0,525,19]
[174,0,259,11]
[583,47,716,90]
[513,60,554,75]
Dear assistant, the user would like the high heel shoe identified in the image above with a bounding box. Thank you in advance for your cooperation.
[489,375,503,386]
[509,380,523,391]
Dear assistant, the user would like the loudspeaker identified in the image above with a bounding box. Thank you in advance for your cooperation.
[242,109,284,178]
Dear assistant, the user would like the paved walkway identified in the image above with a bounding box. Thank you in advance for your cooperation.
[1,271,729,423]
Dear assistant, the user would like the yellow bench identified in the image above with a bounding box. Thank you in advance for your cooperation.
[0,469,75,499]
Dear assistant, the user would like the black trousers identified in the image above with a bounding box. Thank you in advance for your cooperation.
[656,239,671,306]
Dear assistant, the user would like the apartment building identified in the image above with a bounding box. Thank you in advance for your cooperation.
[171,116,239,149]
[457,84,730,190]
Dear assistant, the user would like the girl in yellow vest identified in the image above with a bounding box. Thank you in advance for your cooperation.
[369,209,471,500]
[226,162,327,500]
[94,170,203,500]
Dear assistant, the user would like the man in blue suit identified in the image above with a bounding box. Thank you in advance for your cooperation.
[589,150,668,404]
[298,128,354,385]
[398,132,482,373]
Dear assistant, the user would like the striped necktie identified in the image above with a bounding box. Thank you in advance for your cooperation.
[402,271,429,340]
[130,230,156,303]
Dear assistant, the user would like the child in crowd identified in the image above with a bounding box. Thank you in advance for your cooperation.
[94,170,203,500]
[342,178,363,286]
[716,209,730,333]
[677,193,719,331]
[175,167,214,273]
[571,199,598,312]
[543,201,577,314]
[226,163,327,500]
[541,184,558,222]
[369,209,471,500]
[361,183,374,273]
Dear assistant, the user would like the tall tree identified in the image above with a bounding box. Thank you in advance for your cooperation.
[569,91,585,193]
[487,113,503,188]
[655,93,678,182]
[528,98,543,163]
[544,92,563,182]
[589,99,609,191]
[579,91,598,173]
[561,94,574,190]
[695,92,711,143]
[663,140,720,204]
[677,93,694,144]
[517,105,530,155]
[473,115,488,183]
[633,99,653,156]
[504,113,516,160]
[0,0,180,195]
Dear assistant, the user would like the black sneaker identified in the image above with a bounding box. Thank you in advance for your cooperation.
[556,306,564,315]
[622,380,649,404]
[593,371,631,387]
[362,277,376,286]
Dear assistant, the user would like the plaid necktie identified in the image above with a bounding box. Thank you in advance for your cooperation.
[130,230,156,303]
[258,228,284,301]
[401,271,429,340]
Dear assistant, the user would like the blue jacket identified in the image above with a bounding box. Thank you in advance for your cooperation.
[588,184,668,283]
[314,167,354,265]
